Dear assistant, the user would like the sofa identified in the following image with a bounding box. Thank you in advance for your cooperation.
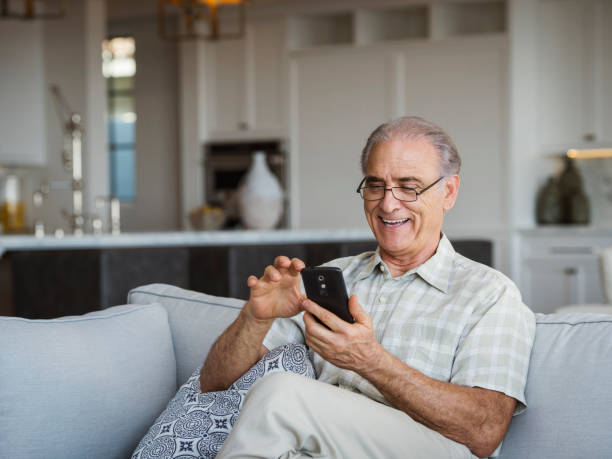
[1,283,611,459]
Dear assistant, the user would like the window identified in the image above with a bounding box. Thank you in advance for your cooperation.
[102,37,136,201]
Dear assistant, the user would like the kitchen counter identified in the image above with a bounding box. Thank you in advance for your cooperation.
[0,229,379,318]
[517,226,612,237]
[0,229,375,257]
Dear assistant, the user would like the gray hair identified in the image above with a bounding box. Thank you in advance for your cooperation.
[360,116,461,177]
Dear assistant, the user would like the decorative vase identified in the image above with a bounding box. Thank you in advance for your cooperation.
[558,157,590,224]
[568,190,590,225]
[238,152,283,230]
[536,177,563,224]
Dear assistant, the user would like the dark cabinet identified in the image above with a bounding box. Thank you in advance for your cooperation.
[11,250,101,319]
[3,239,491,319]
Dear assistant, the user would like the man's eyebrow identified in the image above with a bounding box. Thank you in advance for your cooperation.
[365,176,424,186]
[397,177,424,186]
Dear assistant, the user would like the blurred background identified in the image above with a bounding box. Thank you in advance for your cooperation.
[1,0,611,316]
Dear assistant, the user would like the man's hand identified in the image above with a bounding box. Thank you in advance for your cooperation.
[244,256,306,322]
[301,295,383,374]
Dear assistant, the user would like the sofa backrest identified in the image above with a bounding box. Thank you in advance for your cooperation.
[499,313,612,458]
[0,303,177,459]
[128,283,243,385]
[128,284,612,458]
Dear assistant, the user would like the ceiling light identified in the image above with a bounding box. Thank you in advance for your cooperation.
[158,0,248,41]
[0,0,66,20]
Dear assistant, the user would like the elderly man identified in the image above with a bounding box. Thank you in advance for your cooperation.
[200,116,535,458]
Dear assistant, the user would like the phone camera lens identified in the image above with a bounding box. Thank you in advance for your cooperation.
[317,275,325,282]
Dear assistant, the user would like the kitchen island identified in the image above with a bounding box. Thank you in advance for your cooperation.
[0,230,490,319]
[0,229,376,257]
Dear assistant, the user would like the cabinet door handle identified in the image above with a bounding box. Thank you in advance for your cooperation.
[564,267,578,276]
[583,133,596,142]
[238,121,249,131]
[550,247,592,255]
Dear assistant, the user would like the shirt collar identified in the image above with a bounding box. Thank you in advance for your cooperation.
[356,248,384,281]
[355,233,455,294]
[414,233,454,294]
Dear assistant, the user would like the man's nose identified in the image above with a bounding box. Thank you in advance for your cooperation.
[379,188,401,212]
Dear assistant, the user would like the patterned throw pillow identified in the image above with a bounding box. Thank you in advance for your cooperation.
[132,344,315,459]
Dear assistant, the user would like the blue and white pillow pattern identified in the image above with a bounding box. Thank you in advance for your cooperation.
[132,344,315,459]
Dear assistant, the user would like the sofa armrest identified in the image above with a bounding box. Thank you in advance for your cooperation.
[500,312,612,458]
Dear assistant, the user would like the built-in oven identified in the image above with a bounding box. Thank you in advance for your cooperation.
[204,140,288,228]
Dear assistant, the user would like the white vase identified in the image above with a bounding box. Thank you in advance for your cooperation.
[239,152,284,230]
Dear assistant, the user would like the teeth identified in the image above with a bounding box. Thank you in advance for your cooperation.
[382,218,408,224]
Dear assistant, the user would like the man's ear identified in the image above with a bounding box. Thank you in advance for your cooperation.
[442,174,460,211]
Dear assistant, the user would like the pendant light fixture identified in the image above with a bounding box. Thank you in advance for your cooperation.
[0,0,66,20]
[158,0,248,41]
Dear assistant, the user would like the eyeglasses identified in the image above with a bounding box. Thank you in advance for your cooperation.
[356,176,445,202]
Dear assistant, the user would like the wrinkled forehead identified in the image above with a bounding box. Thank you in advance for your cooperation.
[365,138,441,181]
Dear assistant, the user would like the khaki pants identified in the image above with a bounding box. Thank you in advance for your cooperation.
[217,372,477,459]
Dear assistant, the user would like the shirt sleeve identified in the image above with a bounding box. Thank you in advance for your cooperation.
[262,312,306,351]
[450,283,536,414]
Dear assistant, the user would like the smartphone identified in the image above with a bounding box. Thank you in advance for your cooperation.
[301,266,354,324]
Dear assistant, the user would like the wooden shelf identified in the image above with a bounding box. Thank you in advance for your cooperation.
[289,12,353,49]
[288,1,507,50]
[355,6,429,45]
[431,2,506,39]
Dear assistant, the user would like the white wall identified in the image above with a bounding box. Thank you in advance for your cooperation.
[0,0,107,235]
[0,20,46,165]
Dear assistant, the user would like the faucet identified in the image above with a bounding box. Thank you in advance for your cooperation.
[32,86,123,237]
[95,196,121,235]
[62,111,85,236]
[31,86,92,237]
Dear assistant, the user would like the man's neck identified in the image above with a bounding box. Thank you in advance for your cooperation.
[379,236,441,278]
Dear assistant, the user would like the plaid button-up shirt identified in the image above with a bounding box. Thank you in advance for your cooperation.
[263,234,536,415]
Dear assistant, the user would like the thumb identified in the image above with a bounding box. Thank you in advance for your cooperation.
[348,295,369,324]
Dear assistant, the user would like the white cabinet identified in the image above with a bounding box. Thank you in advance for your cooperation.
[290,48,393,229]
[206,17,287,139]
[401,38,508,231]
[536,0,612,153]
[291,36,508,231]
[517,231,612,313]
[207,38,246,135]
[0,20,46,165]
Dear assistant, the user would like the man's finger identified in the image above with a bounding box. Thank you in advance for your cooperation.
[301,297,345,332]
[247,275,258,287]
[289,257,306,275]
[348,295,370,325]
[304,328,326,352]
[273,255,291,269]
[303,311,336,340]
[263,265,281,282]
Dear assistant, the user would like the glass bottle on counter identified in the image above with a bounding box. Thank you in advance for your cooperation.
[0,173,26,233]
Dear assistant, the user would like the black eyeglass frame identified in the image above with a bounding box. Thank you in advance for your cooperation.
[356,176,445,202]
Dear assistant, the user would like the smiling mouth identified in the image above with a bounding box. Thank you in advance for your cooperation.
[379,216,410,227]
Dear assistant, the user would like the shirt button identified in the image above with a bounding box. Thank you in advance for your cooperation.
[379,264,385,272]
[379,296,386,303]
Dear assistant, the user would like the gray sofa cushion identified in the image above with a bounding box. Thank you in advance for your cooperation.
[0,303,177,459]
[500,313,612,459]
[128,284,243,385]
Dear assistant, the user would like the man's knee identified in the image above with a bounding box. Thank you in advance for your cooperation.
[246,372,304,405]
[247,372,305,398]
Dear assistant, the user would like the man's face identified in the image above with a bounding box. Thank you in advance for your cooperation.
[363,138,459,262]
